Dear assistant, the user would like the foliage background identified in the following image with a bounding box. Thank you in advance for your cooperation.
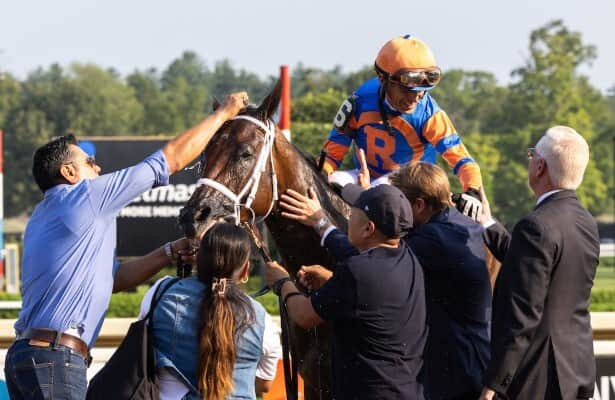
[1,20,612,227]
[0,20,613,312]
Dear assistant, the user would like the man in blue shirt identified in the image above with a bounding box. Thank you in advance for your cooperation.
[4,92,248,400]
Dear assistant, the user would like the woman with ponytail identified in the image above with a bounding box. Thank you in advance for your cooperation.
[138,222,281,399]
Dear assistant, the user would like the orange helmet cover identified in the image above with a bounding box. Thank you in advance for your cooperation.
[375,36,437,75]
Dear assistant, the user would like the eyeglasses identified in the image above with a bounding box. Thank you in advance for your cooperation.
[527,148,541,160]
[390,68,442,89]
[66,156,97,168]
[84,156,97,167]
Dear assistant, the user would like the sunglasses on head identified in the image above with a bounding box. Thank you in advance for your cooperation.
[390,68,442,89]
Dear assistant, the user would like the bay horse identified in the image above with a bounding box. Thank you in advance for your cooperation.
[179,81,350,400]
[178,82,502,399]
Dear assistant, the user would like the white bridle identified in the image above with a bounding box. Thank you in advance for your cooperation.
[195,115,278,225]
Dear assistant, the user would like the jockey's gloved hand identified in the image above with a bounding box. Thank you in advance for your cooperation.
[452,188,482,221]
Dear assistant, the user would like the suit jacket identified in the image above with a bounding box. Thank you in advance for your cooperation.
[483,190,600,400]
[407,208,491,399]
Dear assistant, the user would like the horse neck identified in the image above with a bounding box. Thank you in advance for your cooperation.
[263,132,350,275]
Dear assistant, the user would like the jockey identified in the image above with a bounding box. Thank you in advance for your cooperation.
[321,34,484,219]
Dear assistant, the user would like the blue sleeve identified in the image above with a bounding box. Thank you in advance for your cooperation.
[87,150,170,218]
[310,264,356,321]
[323,228,360,261]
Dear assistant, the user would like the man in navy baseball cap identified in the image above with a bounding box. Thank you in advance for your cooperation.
[341,183,413,238]
[267,182,426,399]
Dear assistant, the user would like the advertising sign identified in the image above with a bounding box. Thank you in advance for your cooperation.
[596,356,615,399]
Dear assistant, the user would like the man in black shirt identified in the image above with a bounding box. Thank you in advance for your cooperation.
[266,184,427,399]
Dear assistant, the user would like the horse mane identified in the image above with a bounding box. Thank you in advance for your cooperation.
[285,141,350,229]
[293,146,326,181]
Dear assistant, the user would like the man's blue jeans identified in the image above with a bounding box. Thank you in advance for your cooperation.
[4,339,88,400]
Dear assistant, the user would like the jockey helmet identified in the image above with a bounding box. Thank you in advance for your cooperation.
[375,35,441,91]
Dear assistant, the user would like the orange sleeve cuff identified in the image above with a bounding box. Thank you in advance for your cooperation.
[457,163,483,191]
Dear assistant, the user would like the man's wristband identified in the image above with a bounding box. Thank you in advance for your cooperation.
[314,216,330,234]
[272,277,292,296]
[164,242,175,261]
[282,291,305,307]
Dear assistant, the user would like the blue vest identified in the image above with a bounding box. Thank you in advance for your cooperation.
[151,277,266,399]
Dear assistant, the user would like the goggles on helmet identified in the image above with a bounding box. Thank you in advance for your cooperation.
[389,68,442,91]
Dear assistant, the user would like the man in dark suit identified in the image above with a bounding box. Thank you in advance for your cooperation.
[479,126,600,400]
[390,162,491,400]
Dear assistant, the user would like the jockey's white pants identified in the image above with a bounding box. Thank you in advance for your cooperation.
[328,169,391,188]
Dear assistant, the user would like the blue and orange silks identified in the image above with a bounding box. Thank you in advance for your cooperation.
[323,78,482,191]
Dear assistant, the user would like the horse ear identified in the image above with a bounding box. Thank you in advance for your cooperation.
[257,80,282,120]
[212,96,220,111]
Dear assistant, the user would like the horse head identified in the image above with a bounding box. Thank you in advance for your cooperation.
[179,81,350,400]
[179,81,282,239]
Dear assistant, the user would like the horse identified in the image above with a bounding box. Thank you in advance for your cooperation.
[179,81,350,400]
[178,81,503,399]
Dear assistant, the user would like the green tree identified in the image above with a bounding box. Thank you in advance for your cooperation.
[161,76,208,133]
[4,64,144,215]
[492,20,597,135]
[156,52,212,132]
[126,68,168,134]
[291,122,331,159]
[56,63,144,135]
[342,66,375,94]
[209,59,269,103]
[3,109,56,216]
[292,89,345,123]
[488,20,608,216]
[432,69,507,135]
[291,64,346,98]
[18,63,143,136]
[0,73,21,127]
[162,51,209,89]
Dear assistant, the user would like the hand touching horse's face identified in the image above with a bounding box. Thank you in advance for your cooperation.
[179,83,282,239]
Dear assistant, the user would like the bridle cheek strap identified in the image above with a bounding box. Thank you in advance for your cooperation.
[195,115,278,225]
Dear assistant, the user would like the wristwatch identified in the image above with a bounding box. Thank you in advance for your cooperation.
[314,216,330,233]
[272,277,292,296]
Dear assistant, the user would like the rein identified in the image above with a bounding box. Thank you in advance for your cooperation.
[241,220,299,400]
[193,115,298,400]
[242,222,274,298]
[195,115,278,226]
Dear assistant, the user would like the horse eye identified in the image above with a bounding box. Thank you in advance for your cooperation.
[236,143,254,161]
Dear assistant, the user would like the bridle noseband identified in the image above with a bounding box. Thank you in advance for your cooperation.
[195,115,278,225]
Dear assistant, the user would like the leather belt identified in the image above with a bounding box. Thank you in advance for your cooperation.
[19,328,90,362]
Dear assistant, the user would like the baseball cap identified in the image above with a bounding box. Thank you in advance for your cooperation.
[78,140,97,157]
[341,184,413,238]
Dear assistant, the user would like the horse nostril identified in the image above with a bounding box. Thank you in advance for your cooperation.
[195,206,211,222]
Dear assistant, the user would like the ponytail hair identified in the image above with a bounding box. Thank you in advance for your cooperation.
[196,222,254,400]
